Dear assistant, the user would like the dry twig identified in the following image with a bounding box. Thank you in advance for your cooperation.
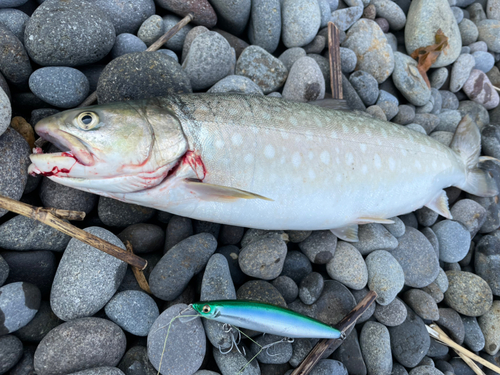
[125,241,151,294]
[328,22,343,100]
[291,291,377,375]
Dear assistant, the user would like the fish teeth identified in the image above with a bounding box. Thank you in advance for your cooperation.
[28,164,41,176]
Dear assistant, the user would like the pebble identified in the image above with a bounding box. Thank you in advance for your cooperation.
[0,86,9,136]
[281,0,321,47]
[13,300,60,342]
[366,105,387,121]
[117,223,164,254]
[487,0,500,20]
[342,19,395,83]
[156,0,217,28]
[385,32,398,52]
[0,127,30,218]
[459,18,479,46]
[29,67,89,108]
[210,0,251,36]
[478,301,500,355]
[331,329,366,375]
[68,368,125,375]
[0,25,31,88]
[452,6,464,23]
[97,51,192,104]
[436,109,462,132]
[248,334,293,364]
[330,0,363,31]
[137,15,164,47]
[181,26,209,63]
[118,346,156,375]
[0,215,70,251]
[236,45,288,94]
[430,68,449,90]
[98,197,155,227]
[393,52,431,106]
[161,14,193,52]
[239,237,287,280]
[218,225,244,246]
[111,33,147,59]
[417,206,439,227]
[326,241,368,290]
[34,317,126,375]
[0,282,40,335]
[2,251,56,298]
[371,0,406,30]
[39,176,97,214]
[365,250,405,306]
[473,51,495,73]
[280,250,313,284]
[444,270,493,316]
[458,100,490,129]
[298,230,337,264]
[376,18,390,33]
[463,69,500,110]
[360,321,392,375]
[0,8,28,42]
[282,56,325,102]
[468,3,487,25]
[470,196,500,234]
[352,223,398,255]
[362,3,376,19]
[391,227,440,288]
[317,0,331,28]
[348,70,380,106]
[410,366,444,375]
[451,199,488,237]
[432,220,471,263]
[419,227,439,259]
[237,280,287,307]
[248,0,281,53]
[389,307,431,368]
[343,72,367,110]
[403,289,440,320]
[427,337,449,358]
[450,53,476,93]
[441,90,460,110]
[299,272,324,305]
[164,216,193,252]
[150,233,217,300]
[393,104,416,125]
[477,20,500,53]
[374,297,407,326]
[93,0,155,35]
[470,40,488,53]
[279,47,306,71]
[0,255,7,287]
[351,287,376,324]
[437,308,465,344]
[50,227,127,321]
[303,35,326,54]
[105,290,159,336]
[213,345,260,375]
[215,245,246,286]
[271,276,298,304]
[405,0,462,67]
[340,47,357,74]
[475,235,500,296]
[0,335,23,374]
[24,0,115,67]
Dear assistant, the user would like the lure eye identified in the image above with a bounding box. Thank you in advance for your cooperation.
[202,305,211,314]
[76,111,99,130]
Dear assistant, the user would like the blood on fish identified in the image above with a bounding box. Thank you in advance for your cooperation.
[61,152,79,162]
[183,150,206,180]
[41,166,71,177]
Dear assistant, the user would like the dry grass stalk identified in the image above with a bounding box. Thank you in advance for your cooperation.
[328,22,343,100]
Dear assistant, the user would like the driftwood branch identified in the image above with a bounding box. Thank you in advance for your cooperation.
[328,22,343,100]
[0,194,148,271]
[291,291,377,375]
[125,241,151,294]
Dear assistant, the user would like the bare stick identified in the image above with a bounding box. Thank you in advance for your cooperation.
[494,85,500,93]
[125,241,152,294]
[78,12,194,108]
[0,194,148,271]
[291,291,377,375]
[328,22,343,100]
[427,324,500,374]
[38,207,86,221]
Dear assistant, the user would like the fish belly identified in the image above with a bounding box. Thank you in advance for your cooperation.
[137,95,466,230]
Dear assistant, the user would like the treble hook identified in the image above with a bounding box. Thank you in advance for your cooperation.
[218,324,246,356]
[261,337,295,357]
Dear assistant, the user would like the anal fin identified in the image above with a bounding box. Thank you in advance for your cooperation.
[425,190,452,219]
[330,225,359,242]
[357,217,395,225]
[184,179,273,202]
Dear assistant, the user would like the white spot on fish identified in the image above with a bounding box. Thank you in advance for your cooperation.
[290,116,299,126]
[336,157,340,165]
[331,130,338,138]
[305,130,313,140]
[365,128,372,136]
[215,139,225,149]
[264,145,275,159]
[336,173,342,182]
[420,145,426,153]
[335,147,340,154]
[432,160,437,170]
[415,160,422,169]
[345,153,354,166]
[244,154,254,164]
[381,128,388,138]
[280,156,286,164]
[280,130,289,139]
[309,170,316,180]
[401,149,407,156]
[320,151,330,165]
[292,152,302,167]
[308,151,314,160]
[342,124,349,133]
[353,126,359,134]
[362,165,368,174]
[231,133,242,146]
[374,154,381,169]
[252,127,260,134]
[314,117,323,128]
[389,157,396,171]
[360,143,367,153]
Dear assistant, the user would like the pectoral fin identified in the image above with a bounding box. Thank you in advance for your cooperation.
[184,179,273,202]
[425,190,452,219]
[357,217,395,225]
[330,225,359,242]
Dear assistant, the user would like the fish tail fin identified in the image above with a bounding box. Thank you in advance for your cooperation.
[452,115,498,197]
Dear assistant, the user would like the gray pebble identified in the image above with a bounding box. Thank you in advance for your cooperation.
[451,199,487,238]
[138,15,164,47]
[40,175,97,214]
[371,0,406,30]
[478,19,500,53]
[409,366,444,375]
[462,316,485,352]
[0,282,40,335]
[330,1,363,31]
[360,321,392,375]
[181,26,209,64]
[239,237,287,280]
[440,90,460,110]
[435,268,449,293]
[463,69,499,110]
[213,345,260,375]
[282,56,325,102]
[0,127,30,218]
[374,297,407,326]
[340,47,357,73]
[376,91,400,120]
[421,281,443,303]
[459,18,479,46]
[162,14,192,52]
[308,359,348,375]
[29,67,89,108]
[403,289,439,321]
[50,227,127,321]
[469,41,488,54]
[183,31,233,91]
[0,25,31,87]
[236,45,288,94]
[271,276,298,304]
[427,338,449,358]
[432,220,471,263]
[0,255,7,287]
[68,368,125,375]
[209,0,251,36]
[237,280,287,307]
[249,334,293,364]
[117,223,164,255]
[352,223,398,255]
[438,308,465,344]
[444,270,493,316]
[97,52,191,104]
[452,6,464,23]
[450,53,476,93]
[298,230,337,264]
[326,241,368,290]
[299,272,324,305]
[164,215,193,252]
[150,233,217,300]
[219,225,245,246]
[318,0,332,28]
[13,299,60,342]
[475,235,500,296]
[473,50,495,73]
[389,307,431,368]
[0,335,23,374]
[118,346,156,375]
[0,86,9,136]
[348,70,380,106]
[248,0,281,53]
[282,0,321,47]
[111,33,147,59]
[430,68,449,90]
[458,100,489,129]
[406,124,428,135]
[105,290,159,336]
[280,250,312,284]
[392,104,416,125]
[342,72,367,110]
[351,287,376,324]
[385,32,398,52]
[303,35,326,54]
[436,109,462,132]
[416,206,439,227]
[92,0,154,35]
[342,19,394,83]
[414,113,441,133]
[79,65,104,93]
[330,329,366,375]
[392,363,409,375]
[98,197,154,227]
[279,47,306,71]
[216,245,246,286]
[366,105,387,121]
[208,75,263,95]
[34,317,126,375]
[0,9,28,42]
[365,250,405,306]
[286,230,312,243]
[24,0,115,67]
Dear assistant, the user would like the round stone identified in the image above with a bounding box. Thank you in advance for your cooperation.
[432,220,471,263]
[478,19,500,53]
[92,0,155,35]
[117,223,164,254]
[110,33,147,59]
[298,230,337,264]
[281,0,321,48]
[279,47,306,71]
[39,177,97,214]
[239,237,287,280]
[281,250,313,284]
[209,0,251,36]
[475,235,500,296]
[462,316,485,352]
[0,25,32,87]
[478,301,500,355]
[365,250,405,305]
[326,241,368,290]
[349,71,380,106]
[360,322,392,375]
[248,0,281,53]
[299,272,324,305]
[0,8,28,44]
[207,75,263,95]
[403,289,439,321]
[393,51,431,106]
[0,282,40,335]
[98,197,155,228]
[459,18,479,46]
[444,270,493,316]
[282,56,325,102]
[0,335,23,374]
[374,297,407,327]
[271,276,298,304]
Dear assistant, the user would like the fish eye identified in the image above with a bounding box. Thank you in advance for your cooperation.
[202,305,211,314]
[76,111,99,130]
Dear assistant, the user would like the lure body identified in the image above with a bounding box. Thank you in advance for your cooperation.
[191,300,342,339]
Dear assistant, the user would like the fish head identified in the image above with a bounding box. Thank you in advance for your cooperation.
[191,302,221,319]
[28,100,188,194]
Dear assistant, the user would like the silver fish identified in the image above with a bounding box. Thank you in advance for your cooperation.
[28,94,497,241]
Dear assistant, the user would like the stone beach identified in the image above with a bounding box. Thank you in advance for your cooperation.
[1,0,500,374]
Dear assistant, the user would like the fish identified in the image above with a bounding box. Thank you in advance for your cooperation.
[28,93,498,242]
